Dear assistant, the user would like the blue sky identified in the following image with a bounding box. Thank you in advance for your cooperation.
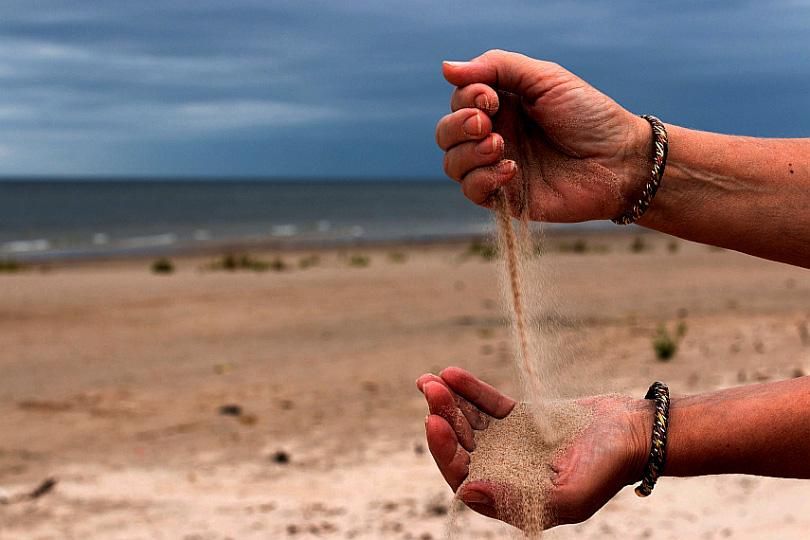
[1,1,809,178]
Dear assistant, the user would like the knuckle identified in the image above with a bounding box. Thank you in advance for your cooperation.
[436,118,455,150]
[479,114,492,134]
[444,144,472,182]
[461,174,486,205]
[461,164,511,206]
[443,153,452,177]
[456,85,473,102]
[444,151,466,182]
[451,86,474,111]
[460,176,474,201]
[450,87,460,106]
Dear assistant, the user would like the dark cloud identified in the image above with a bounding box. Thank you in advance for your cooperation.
[0,0,808,176]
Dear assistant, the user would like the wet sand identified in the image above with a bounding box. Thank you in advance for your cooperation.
[1,230,809,539]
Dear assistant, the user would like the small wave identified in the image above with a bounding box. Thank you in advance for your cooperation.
[271,224,297,237]
[2,239,51,253]
[120,234,177,248]
[91,233,109,245]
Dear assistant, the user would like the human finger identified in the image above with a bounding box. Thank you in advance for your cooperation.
[457,481,499,519]
[458,160,517,207]
[458,480,526,530]
[425,414,470,491]
[450,83,500,115]
[416,373,443,393]
[440,367,516,419]
[424,381,475,451]
[443,134,503,182]
[417,373,488,430]
[443,50,565,103]
[435,109,492,152]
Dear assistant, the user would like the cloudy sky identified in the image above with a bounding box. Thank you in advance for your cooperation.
[1,0,809,178]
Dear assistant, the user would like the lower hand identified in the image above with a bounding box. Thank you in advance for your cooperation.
[416,367,652,530]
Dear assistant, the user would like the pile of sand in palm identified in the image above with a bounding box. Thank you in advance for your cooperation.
[460,401,593,536]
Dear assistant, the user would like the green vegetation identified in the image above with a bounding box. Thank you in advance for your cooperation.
[630,236,650,253]
[652,321,688,361]
[298,254,320,269]
[477,327,495,339]
[558,238,588,254]
[387,250,407,263]
[532,242,547,257]
[0,259,22,273]
[269,258,286,271]
[555,238,610,255]
[211,253,285,272]
[347,254,371,268]
[151,258,175,274]
[465,239,498,261]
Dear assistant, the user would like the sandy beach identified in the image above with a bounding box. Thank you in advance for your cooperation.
[2,230,810,539]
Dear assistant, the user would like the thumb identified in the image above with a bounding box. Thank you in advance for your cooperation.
[442,49,562,102]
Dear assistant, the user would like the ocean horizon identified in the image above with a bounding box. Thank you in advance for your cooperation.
[0,177,493,261]
[0,177,616,262]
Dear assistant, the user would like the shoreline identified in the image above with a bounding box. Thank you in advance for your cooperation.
[3,224,658,266]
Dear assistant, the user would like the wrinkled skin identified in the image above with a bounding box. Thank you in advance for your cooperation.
[435,50,653,222]
[416,367,651,530]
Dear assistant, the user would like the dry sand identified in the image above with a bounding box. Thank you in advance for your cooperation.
[461,401,592,536]
[1,231,810,539]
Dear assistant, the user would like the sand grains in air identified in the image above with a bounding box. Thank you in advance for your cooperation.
[451,91,600,536]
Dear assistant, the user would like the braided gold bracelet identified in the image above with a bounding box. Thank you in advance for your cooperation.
[612,115,668,225]
[635,381,670,497]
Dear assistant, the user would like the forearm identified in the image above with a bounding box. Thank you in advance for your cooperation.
[658,376,810,479]
[637,125,810,268]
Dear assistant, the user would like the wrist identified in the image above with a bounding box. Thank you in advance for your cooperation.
[624,397,655,487]
[618,114,657,217]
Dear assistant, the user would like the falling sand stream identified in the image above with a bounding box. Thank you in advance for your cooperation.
[446,91,603,537]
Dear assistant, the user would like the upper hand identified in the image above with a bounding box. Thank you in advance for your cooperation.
[435,50,653,222]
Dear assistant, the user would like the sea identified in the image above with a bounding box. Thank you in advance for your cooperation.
[0,178,505,261]
[0,178,614,262]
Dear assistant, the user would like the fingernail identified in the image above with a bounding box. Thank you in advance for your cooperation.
[444,61,470,67]
[463,113,481,136]
[474,94,489,110]
[461,490,493,506]
[476,137,496,155]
